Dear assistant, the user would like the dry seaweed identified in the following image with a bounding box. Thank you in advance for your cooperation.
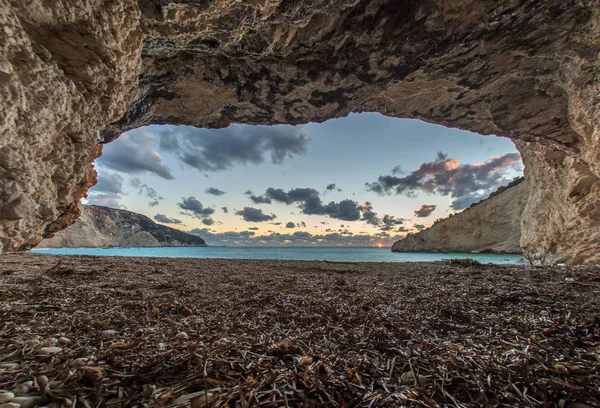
[0,254,598,407]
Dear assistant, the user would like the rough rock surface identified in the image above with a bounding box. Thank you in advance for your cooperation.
[392,181,527,254]
[1,1,599,263]
[39,205,206,248]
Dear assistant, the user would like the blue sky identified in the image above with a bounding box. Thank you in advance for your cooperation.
[86,113,523,246]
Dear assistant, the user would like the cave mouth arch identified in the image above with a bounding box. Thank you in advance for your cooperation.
[1,0,598,264]
[85,114,525,249]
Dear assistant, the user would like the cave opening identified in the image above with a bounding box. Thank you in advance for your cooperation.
[53,113,524,250]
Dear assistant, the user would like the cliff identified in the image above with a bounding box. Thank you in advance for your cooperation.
[38,205,206,248]
[393,181,527,254]
[1,1,599,263]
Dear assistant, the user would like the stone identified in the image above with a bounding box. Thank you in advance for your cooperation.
[10,396,46,408]
[175,332,189,340]
[12,382,33,395]
[37,347,62,356]
[0,403,20,408]
[0,393,14,404]
[393,180,527,254]
[101,330,118,338]
[0,1,599,264]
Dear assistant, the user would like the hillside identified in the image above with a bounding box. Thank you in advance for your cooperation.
[392,180,527,254]
[38,205,205,248]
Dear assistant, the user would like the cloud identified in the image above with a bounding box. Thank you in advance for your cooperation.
[248,227,259,230]
[98,130,174,179]
[249,195,272,204]
[188,229,406,247]
[178,197,215,219]
[130,178,164,206]
[325,183,341,193]
[93,172,124,194]
[222,207,229,213]
[285,222,296,228]
[414,224,426,231]
[414,204,436,217]
[151,124,309,173]
[366,152,522,209]
[154,214,182,224]
[205,187,226,196]
[262,187,370,222]
[202,218,215,226]
[236,207,276,222]
[85,192,122,209]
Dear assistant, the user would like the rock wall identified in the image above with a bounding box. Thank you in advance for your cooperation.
[39,204,206,248]
[392,181,527,254]
[1,1,599,263]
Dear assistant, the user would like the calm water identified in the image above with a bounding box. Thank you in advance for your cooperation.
[30,246,528,264]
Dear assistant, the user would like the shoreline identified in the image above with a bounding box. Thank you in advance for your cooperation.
[1,254,598,406]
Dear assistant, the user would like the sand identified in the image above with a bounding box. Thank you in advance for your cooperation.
[0,254,598,407]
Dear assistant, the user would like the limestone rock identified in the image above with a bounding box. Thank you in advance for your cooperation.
[393,181,527,254]
[38,205,206,248]
[1,1,599,264]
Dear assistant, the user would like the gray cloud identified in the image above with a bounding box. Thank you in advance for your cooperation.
[130,178,164,207]
[414,204,436,217]
[366,152,522,210]
[414,224,426,231]
[178,197,215,219]
[154,214,182,224]
[249,195,272,204]
[152,124,309,173]
[222,207,229,213]
[93,172,124,194]
[263,187,370,222]
[236,207,276,222]
[205,187,226,196]
[285,222,296,228]
[202,218,215,226]
[98,130,174,179]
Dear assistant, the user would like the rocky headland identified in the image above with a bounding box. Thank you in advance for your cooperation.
[393,179,527,254]
[38,205,206,248]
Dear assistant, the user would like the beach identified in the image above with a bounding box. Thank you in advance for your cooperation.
[0,254,598,407]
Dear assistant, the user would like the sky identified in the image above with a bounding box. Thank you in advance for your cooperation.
[85,113,523,247]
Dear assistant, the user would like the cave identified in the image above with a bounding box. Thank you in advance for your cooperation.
[1,0,599,264]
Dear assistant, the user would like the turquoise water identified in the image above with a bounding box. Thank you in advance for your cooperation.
[30,247,528,264]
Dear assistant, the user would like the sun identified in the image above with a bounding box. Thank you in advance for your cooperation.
[377,243,383,248]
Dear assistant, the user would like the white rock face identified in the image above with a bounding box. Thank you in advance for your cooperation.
[38,205,206,248]
[393,182,527,254]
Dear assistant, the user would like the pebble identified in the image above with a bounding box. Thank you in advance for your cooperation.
[157,342,166,351]
[101,330,118,337]
[40,338,58,347]
[12,381,33,395]
[38,347,62,356]
[58,337,71,344]
[69,358,88,368]
[11,396,45,408]
[175,332,189,340]
[0,403,20,408]
[0,393,14,403]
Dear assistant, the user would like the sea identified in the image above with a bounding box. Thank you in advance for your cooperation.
[30,246,528,264]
